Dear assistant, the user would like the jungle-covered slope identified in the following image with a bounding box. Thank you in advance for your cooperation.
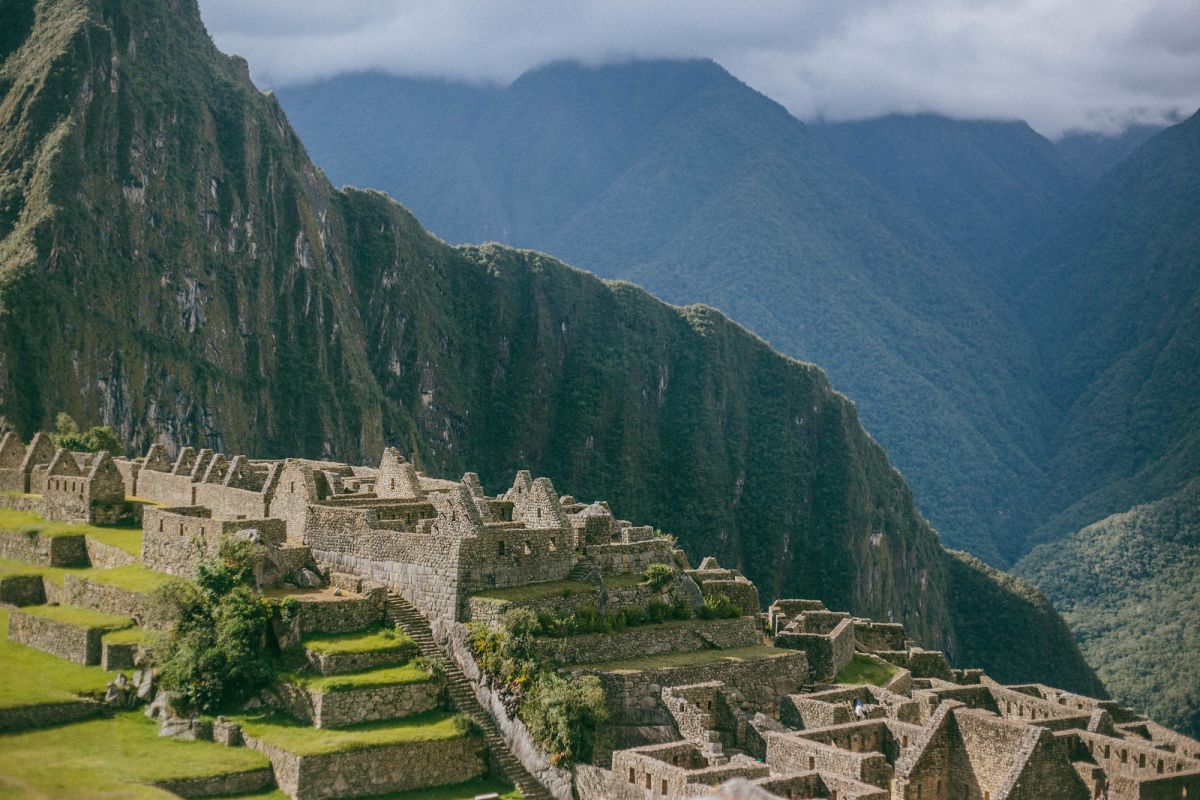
[0,0,1101,692]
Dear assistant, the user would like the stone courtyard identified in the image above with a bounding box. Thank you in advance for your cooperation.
[0,430,1197,800]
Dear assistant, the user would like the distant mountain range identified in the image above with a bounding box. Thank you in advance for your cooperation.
[275,61,1198,732]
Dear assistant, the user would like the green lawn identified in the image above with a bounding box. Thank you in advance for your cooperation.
[0,711,269,799]
[835,654,901,686]
[303,625,415,656]
[0,610,115,707]
[82,564,172,593]
[218,778,521,800]
[17,603,132,630]
[102,627,147,646]
[284,662,432,693]
[571,644,791,673]
[602,573,645,589]
[235,710,474,756]
[83,526,144,557]
[470,580,596,603]
[0,507,140,542]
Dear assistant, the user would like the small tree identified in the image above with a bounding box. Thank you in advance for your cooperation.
[521,673,607,766]
[642,562,675,592]
[149,539,275,714]
[52,412,124,455]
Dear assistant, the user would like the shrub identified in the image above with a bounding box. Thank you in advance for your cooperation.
[646,599,671,624]
[643,562,675,592]
[520,673,607,766]
[149,539,275,714]
[699,592,742,620]
[670,597,692,620]
[51,413,124,456]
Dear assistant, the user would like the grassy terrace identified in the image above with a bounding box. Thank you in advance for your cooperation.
[835,654,901,686]
[0,610,114,707]
[570,644,792,673]
[601,572,646,589]
[223,777,522,800]
[0,558,170,592]
[470,579,595,603]
[235,710,473,755]
[303,625,415,656]
[102,626,147,646]
[18,603,132,630]
[284,662,432,693]
[0,711,269,799]
[0,507,141,547]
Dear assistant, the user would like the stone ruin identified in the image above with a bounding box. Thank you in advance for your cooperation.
[3,432,1198,800]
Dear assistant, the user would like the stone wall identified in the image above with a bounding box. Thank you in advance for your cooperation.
[275,678,442,729]
[61,574,150,623]
[765,731,893,788]
[853,620,908,652]
[584,540,677,576]
[293,590,385,635]
[0,699,103,732]
[877,648,954,681]
[0,529,88,567]
[135,468,197,507]
[141,506,286,577]
[457,524,575,595]
[533,617,761,665]
[150,768,276,799]
[0,573,46,605]
[194,482,272,520]
[84,536,139,569]
[776,616,855,681]
[244,732,486,800]
[7,609,126,665]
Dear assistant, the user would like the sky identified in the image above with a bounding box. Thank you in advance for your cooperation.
[197,0,1200,138]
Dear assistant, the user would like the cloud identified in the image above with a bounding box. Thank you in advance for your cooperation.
[197,0,1200,137]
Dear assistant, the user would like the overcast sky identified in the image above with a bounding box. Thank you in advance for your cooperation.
[197,0,1199,138]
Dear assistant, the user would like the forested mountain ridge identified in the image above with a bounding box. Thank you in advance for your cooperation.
[0,0,1101,693]
[279,61,1054,565]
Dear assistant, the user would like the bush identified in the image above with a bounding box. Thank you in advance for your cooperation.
[699,592,742,620]
[520,673,607,766]
[646,599,671,623]
[52,412,124,455]
[643,563,675,592]
[149,539,275,714]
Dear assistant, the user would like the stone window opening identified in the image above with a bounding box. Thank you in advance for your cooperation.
[1158,760,1164,774]
[645,774,651,790]
[1139,754,1146,768]
[661,779,668,795]
[158,519,164,533]
[902,735,909,747]
[290,482,295,493]
[808,756,815,770]
[629,768,635,784]
[498,541,506,556]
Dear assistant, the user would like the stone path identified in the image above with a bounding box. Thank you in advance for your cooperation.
[386,593,554,800]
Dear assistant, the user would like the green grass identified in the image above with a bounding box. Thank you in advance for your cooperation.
[284,662,432,693]
[470,580,595,603]
[303,625,415,656]
[0,711,269,798]
[0,559,41,579]
[570,644,791,673]
[215,778,520,800]
[17,603,132,630]
[602,573,645,589]
[835,654,900,686]
[234,710,474,756]
[81,564,171,593]
[0,507,140,542]
[0,610,115,707]
[82,526,143,557]
[102,627,147,646]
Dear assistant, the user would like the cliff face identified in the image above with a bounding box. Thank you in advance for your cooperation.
[0,0,1100,692]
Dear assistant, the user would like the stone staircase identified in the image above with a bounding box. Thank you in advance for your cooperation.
[567,557,597,582]
[385,593,554,800]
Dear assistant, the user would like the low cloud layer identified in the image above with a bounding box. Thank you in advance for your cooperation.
[198,0,1200,137]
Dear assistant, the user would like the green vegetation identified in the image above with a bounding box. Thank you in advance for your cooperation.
[642,562,675,592]
[102,626,147,646]
[0,610,114,707]
[303,625,416,658]
[82,563,172,593]
[149,540,276,713]
[285,662,432,693]
[0,711,268,798]
[235,710,473,756]
[835,654,900,686]
[601,572,644,589]
[51,412,124,455]
[531,597,692,639]
[571,644,791,673]
[521,673,606,766]
[0,507,137,540]
[698,592,742,620]
[18,603,132,630]
[1017,479,1200,737]
[470,580,595,603]
[81,526,144,557]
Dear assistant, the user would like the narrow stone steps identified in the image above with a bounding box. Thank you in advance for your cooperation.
[385,593,554,800]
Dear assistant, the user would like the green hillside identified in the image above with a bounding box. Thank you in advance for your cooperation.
[279,63,1054,565]
[1017,479,1200,736]
[0,0,1104,694]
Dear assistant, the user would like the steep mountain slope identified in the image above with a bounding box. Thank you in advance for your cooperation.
[0,0,1102,693]
[1018,479,1200,736]
[278,63,1052,564]
[1016,110,1200,550]
[811,114,1083,291]
[1055,123,1169,185]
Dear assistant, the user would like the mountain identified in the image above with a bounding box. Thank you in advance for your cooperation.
[0,0,1102,693]
[810,114,1083,292]
[1017,478,1200,736]
[1016,109,1200,551]
[277,63,1054,564]
[1055,123,1170,185]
